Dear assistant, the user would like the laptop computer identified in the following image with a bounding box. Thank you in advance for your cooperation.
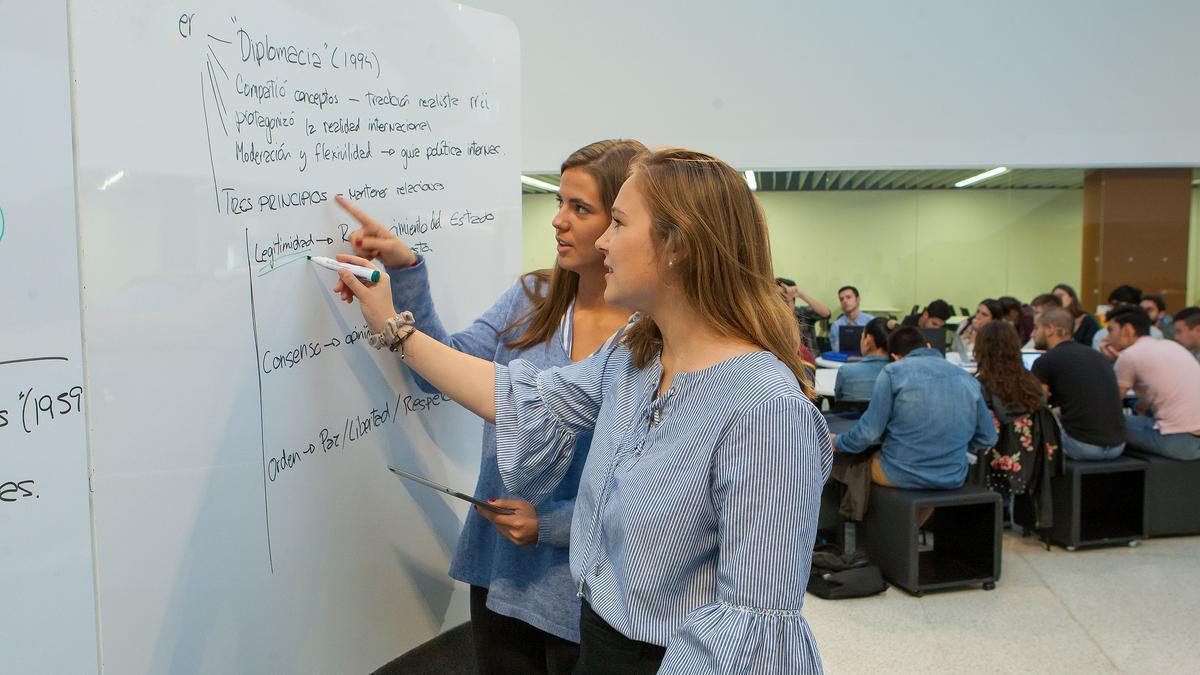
[837,325,864,355]
[919,327,949,354]
[1021,351,1043,371]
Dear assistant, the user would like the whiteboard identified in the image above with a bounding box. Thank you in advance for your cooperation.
[464,0,1200,172]
[70,1,519,672]
[0,1,101,672]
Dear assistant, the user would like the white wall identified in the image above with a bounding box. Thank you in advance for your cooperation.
[463,0,1200,172]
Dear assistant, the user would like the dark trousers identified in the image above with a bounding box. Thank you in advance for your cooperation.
[470,585,579,675]
[574,601,666,675]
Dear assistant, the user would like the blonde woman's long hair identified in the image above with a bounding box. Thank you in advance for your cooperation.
[623,148,813,397]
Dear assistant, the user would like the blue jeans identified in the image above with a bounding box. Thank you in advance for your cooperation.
[1060,429,1124,461]
[1125,415,1200,461]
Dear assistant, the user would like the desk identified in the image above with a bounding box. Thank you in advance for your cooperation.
[819,353,977,375]
[814,368,837,397]
[816,356,845,369]
[944,315,973,332]
[945,351,978,374]
[862,306,902,318]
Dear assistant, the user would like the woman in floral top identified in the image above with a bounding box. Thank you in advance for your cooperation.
[973,321,1056,493]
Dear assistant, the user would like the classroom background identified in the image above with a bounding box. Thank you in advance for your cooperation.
[525,173,1200,313]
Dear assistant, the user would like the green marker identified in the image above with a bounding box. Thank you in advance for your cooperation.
[308,255,380,283]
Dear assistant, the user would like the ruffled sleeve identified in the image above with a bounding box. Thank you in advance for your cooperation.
[660,397,832,674]
[494,340,624,503]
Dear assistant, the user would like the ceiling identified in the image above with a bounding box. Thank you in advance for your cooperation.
[522,168,1200,194]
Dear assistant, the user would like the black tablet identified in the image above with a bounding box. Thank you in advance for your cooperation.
[388,466,516,515]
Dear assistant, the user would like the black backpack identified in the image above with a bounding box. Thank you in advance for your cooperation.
[807,546,888,600]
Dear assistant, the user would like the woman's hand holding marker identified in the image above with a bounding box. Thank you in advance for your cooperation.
[335,194,416,268]
[332,254,395,333]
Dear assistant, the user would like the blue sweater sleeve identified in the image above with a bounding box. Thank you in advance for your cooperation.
[388,256,531,392]
[535,496,576,548]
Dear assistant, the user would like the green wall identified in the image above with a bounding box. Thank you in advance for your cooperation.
[522,188,1086,315]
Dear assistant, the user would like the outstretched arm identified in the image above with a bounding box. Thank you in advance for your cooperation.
[334,254,498,422]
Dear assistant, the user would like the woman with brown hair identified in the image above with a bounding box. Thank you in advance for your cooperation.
[1052,283,1101,346]
[974,321,1045,420]
[972,321,1059,500]
[334,148,831,672]
[952,298,1003,362]
[335,139,644,673]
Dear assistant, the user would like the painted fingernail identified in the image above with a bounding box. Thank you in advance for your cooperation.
[488,498,496,503]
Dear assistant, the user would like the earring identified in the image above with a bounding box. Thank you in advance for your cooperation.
[668,259,675,268]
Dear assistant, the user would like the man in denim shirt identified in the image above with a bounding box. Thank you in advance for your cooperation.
[832,326,998,489]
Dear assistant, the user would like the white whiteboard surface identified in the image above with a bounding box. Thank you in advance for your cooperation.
[464,0,1200,172]
[0,1,101,672]
[70,1,519,672]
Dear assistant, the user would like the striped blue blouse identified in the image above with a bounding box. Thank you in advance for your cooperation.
[494,336,832,673]
[390,258,592,641]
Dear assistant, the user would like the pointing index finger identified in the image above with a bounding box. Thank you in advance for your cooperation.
[335,194,384,231]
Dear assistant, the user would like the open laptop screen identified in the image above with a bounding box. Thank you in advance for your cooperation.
[838,325,864,355]
[1021,351,1043,371]
[918,327,949,354]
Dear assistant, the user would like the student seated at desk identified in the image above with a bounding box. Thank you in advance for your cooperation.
[829,285,875,352]
[1093,284,1163,352]
[775,277,824,363]
[973,322,1060,487]
[1021,293,1062,349]
[974,322,1045,424]
[952,299,1001,363]
[998,296,1034,344]
[1106,307,1200,460]
[1052,283,1101,347]
[834,317,893,402]
[831,327,998,489]
[901,299,952,329]
[1172,306,1200,364]
[1141,293,1172,338]
[1030,308,1126,460]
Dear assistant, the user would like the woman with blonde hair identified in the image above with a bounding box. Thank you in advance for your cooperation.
[334,148,831,673]
[336,139,644,673]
